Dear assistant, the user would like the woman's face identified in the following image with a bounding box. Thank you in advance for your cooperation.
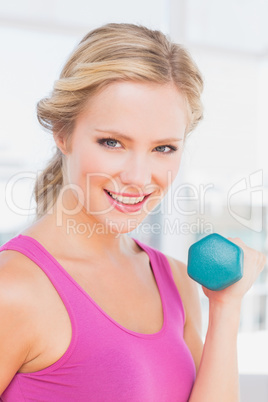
[58,81,188,234]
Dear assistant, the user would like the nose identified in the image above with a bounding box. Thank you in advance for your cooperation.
[119,153,152,190]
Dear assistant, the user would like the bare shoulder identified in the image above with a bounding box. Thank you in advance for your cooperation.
[0,248,43,334]
[0,250,40,392]
[0,248,43,301]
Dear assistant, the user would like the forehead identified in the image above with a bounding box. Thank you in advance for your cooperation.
[78,81,188,140]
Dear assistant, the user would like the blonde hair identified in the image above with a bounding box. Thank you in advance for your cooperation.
[34,23,203,218]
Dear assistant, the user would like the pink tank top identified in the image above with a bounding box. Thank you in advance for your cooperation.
[0,234,195,401]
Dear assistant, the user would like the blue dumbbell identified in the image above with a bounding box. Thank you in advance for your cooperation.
[187,233,244,291]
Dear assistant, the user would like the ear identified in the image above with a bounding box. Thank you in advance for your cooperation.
[53,132,68,155]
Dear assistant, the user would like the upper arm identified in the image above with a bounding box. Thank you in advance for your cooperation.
[0,252,35,394]
[166,255,203,372]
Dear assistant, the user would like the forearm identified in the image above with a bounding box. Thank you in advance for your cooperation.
[189,300,241,402]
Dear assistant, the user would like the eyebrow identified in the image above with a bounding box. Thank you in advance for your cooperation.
[94,128,183,143]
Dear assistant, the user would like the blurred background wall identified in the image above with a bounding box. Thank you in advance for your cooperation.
[0,1,268,400]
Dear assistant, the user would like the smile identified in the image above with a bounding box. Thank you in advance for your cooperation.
[105,190,145,205]
[104,189,152,214]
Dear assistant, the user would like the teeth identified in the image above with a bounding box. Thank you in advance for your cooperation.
[107,191,145,205]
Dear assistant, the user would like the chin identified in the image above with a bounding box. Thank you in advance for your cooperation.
[104,216,145,236]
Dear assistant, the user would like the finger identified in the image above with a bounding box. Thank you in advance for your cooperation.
[259,252,267,271]
[227,237,245,246]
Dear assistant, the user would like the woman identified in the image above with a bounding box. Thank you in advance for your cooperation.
[0,23,266,401]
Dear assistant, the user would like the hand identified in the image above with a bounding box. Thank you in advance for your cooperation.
[202,237,267,306]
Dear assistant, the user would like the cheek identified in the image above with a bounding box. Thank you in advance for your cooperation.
[68,149,123,197]
[169,151,183,180]
[154,156,182,187]
[70,148,111,179]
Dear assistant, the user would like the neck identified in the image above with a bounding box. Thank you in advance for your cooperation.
[36,189,137,260]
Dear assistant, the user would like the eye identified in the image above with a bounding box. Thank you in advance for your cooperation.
[154,145,178,154]
[97,137,122,149]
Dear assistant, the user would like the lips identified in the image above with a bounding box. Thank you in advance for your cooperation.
[105,190,146,205]
[104,189,151,213]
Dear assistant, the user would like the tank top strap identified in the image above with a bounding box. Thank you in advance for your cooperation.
[133,238,186,325]
[0,235,185,329]
[0,234,79,322]
[0,234,70,286]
